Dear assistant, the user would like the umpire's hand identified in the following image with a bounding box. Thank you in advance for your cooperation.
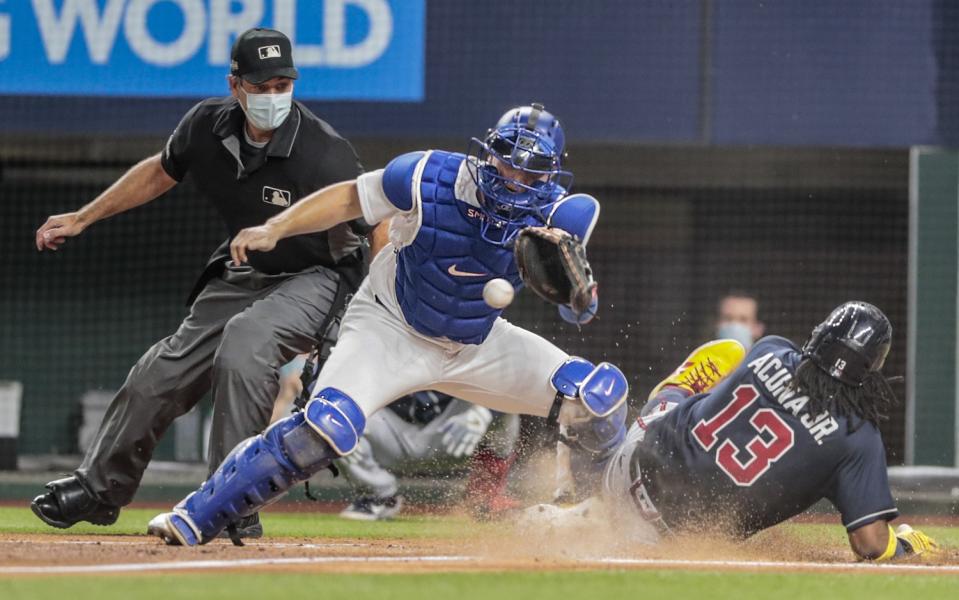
[36,212,85,251]
[231,224,280,265]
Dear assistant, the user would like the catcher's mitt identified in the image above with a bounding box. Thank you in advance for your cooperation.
[514,226,596,315]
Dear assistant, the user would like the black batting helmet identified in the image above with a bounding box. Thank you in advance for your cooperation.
[802,301,892,386]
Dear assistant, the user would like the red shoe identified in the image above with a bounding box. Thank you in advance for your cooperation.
[464,448,517,520]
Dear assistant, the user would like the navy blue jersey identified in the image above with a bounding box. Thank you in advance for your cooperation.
[636,336,898,537]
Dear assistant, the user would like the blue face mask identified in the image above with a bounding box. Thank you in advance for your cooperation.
[717,322,754,350]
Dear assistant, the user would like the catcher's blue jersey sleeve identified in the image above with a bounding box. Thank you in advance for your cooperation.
[356,151,424,224]
[547,193,600,244]
[828,429,899,531]
[381,151,425,211]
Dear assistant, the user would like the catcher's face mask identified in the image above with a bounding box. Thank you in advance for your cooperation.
[465,104,573,246]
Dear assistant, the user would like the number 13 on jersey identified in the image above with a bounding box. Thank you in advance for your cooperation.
[691,384,795,486]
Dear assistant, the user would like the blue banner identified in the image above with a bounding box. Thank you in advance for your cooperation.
[0,0,424,100]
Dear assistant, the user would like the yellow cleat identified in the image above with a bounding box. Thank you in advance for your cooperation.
[648,339,747,400]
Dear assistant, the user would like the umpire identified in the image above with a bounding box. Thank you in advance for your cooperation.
[30,28,366,538]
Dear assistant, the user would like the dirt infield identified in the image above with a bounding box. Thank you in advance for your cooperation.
[2,530,958,577]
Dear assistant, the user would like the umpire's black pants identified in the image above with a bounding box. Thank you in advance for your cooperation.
[75,263,343,507]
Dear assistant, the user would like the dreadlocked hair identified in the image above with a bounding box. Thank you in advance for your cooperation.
[788,358,897,433]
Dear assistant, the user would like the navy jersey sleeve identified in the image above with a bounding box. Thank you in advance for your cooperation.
[380,151,425,211]
[828,428,899,531]
[160,101,204,182]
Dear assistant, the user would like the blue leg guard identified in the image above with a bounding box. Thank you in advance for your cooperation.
[158,388,366,546]
[565,403,628,497]
[304,387,367,456]
[550,357,595,399]
[569,403,628,456]
[550,357,629,496]
[158,388,365,546]
[549,358,630,455]
[166,412,331,545]
[551,358,628,417]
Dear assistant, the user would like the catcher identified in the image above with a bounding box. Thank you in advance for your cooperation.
[530,302,940,562]
[147,103,630,545]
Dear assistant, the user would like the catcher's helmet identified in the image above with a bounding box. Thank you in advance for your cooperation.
[466,103,573,245]
[802,301,892,386]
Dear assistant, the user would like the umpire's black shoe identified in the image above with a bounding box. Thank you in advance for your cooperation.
[30,476,120,529]
[215,513,263,540]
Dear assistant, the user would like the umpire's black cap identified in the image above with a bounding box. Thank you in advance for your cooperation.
[231,28,299,84]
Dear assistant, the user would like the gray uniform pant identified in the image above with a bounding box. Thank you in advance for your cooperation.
[337,401,520,499]
[75,263,343,506]
[599,400,679,542]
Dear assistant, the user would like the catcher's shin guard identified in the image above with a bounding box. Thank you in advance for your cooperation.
[551,358,629,418]
[549,358,629,495]
[152,388,366,546]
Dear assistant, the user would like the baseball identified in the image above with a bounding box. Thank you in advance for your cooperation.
[483,278,515,309]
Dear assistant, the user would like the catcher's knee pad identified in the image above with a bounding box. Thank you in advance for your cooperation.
[551,357,594,398]
[551,358,628,468]
[173,411,335,543]
[551,358,629,417]
[304,387,366,456]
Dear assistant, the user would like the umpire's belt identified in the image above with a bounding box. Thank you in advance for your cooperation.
[222,262,334,291]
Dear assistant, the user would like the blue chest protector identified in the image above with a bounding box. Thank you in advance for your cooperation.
[394,151,527,344]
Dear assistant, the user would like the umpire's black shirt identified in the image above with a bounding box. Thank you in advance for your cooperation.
[160,97,366,300]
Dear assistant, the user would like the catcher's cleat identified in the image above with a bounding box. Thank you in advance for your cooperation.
[147,512,201,546]
[648,339,747,400]
[30,476,120,529]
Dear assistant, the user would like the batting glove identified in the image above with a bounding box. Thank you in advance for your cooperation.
[877,524,940,561]
[894,524,940,556]
[439,406,493,458]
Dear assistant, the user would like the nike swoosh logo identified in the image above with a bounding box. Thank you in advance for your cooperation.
[605,379,616,395]
[448,264,488,277]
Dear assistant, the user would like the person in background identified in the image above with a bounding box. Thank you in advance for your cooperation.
[715,291,765,351]
[337,391,520,521]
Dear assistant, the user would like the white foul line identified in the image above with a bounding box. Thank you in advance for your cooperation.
[0,555,472,575]
[590,557,959,574]
[1,554,957,576]
[0,540,367,549]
